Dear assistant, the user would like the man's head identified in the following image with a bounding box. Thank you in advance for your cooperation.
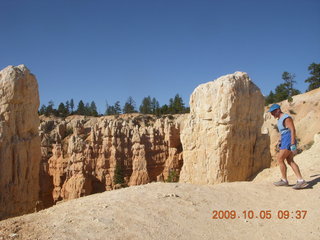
[268,103,281,118]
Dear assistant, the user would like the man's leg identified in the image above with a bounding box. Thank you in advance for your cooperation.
[286,152,308,189]
[286,152,303,180]
[277,149,291,180]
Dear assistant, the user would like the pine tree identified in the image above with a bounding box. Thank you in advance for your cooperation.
[282,72,296,98]
[114,101,121,115]
[151,97,160,114]
[85,103,91,116]
[265,91,275,105]
[57,102,68,117]
[173,94,185,113]
[90,101,98,116]
[105,101,121,115]
[123,97,136,114]
[168,98,174,114]
[39,104,47,115]
[45,100,55,116]
[76,100,86,115]
[305,63,320,91]
[104,101,110,115]
[65,100,70,115]
[160,104,169,114]
[274,83,289,102]
[139,96,152,114]
[113,161,125,185]
[70,99,74,114]
[168,94,185,113]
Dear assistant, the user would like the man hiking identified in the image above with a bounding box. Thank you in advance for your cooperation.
[269,103,308,189]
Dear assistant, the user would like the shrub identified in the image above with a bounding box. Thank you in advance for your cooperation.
[113,161,125,185]
[304,140,314,150]
[65,127,73,136]
[166,169,179,182]
[289,109,296,115]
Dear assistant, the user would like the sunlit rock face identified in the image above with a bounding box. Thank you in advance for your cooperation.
[180,72,271,184]
[0,65,41,219]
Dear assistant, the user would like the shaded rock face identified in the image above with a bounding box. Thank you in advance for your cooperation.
[0,65,41,219]
[39,114,185,206]
[180,72,271,184]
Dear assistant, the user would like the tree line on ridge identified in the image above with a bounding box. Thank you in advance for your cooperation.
[264,62,320,105]
[39,94,190,117]
[38,62,320,117]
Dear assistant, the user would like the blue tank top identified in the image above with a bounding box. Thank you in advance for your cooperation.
[277,114,291,135]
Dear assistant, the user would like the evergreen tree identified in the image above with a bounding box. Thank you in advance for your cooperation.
[123,97,136,114]
[139,96,152,114]
[160,104,169,114]
[39,104,47,115]
[274,83,289,102]
[265,91,275,106]
[173,94,185,113]
[105,101,121,115]
[113,161,125,185]
[114,101,121,115]
[107,106,116,115]
[65,100,70,114]
[266,72,301,105]
[90,101,98,116]
[76,100,86,115]
[282,72,296,97]
[305,62,320,91]
[168,94,185,113]
[151,97,160,114]
[70,99,75,113]
[168,98,174,113]
[85,103,91,116]
[57,102,68,117]
[104,101,110,115]
[45,100,55,116]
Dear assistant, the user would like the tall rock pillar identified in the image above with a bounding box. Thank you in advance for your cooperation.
[0,65,41,219]
[180,72,271,184]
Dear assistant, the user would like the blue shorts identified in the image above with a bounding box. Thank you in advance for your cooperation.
[280,131,294,150]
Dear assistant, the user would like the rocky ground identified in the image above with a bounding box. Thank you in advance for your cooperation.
[0,134,319,240]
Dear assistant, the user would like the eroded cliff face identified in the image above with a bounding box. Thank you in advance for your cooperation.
[0,65,41,219]
[179,72,271,184]
[39,114,185,207]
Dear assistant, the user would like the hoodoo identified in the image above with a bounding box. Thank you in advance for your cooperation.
[0,65,41,219]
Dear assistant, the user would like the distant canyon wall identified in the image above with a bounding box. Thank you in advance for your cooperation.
[39,114,185,208]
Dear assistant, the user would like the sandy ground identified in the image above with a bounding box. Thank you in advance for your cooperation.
[0,136,319,240]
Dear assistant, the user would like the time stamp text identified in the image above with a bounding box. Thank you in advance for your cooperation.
[212,210,307,220]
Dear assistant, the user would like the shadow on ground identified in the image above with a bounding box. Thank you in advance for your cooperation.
[306,176,320,189]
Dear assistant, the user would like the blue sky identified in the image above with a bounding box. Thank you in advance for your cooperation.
[0,0,319,113]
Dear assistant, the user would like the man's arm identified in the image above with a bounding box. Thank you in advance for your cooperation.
[284,117,296,145]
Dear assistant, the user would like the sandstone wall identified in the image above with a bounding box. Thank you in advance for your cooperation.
[39,114,185,206]
[180,72,271,184]
[0,65,41,219]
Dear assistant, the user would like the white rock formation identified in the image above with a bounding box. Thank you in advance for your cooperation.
[180,72,271,184]
[0,65,41,219]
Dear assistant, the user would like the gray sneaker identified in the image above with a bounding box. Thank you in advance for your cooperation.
[292,180,308,190]
[273,179,289,186]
